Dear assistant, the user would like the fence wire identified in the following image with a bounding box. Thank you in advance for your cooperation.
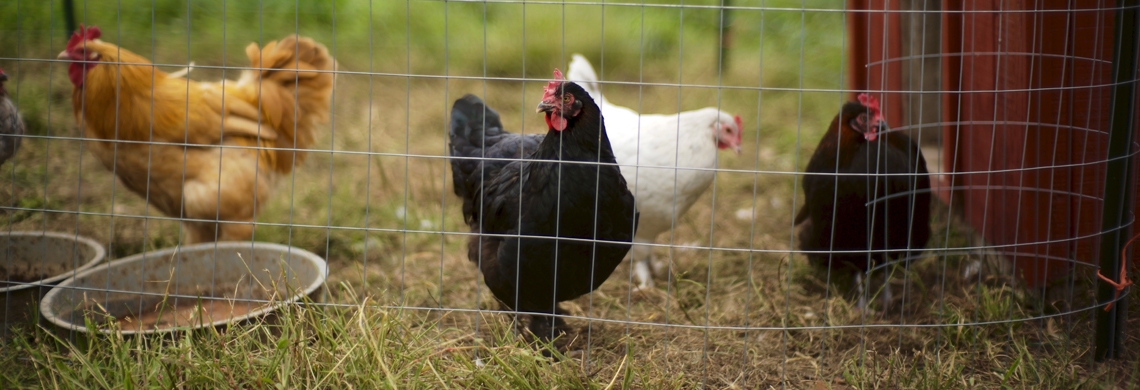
[0,0,1137,387]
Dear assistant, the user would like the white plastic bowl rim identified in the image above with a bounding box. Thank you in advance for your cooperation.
[39,241,328,335]
[0,231,107,293]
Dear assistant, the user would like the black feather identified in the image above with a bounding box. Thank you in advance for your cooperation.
[448,87,638,344]
[448,94,542,224]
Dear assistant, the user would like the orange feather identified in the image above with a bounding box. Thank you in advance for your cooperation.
[62,27,336,243]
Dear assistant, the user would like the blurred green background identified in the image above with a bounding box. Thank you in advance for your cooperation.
[1,0,844,78]
[0,0,847,146]
[0,0,849,257]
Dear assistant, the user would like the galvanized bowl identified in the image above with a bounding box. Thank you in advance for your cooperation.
[1,232,106,328]
[40,242,327,335]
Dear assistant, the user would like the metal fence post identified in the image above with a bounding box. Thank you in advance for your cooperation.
[63,0,76,38]
[1095,0,1138,362]
[719,0,732,71]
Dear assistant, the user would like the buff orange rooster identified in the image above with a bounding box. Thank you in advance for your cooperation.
[58,25,335,243]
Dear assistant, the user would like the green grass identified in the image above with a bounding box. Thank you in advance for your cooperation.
[1,291,1136,389]
[2,0,1138,388]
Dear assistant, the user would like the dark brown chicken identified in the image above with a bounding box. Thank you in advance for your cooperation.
[795,93,931,308]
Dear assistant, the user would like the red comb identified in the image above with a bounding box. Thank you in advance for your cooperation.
[857,93,883,122]
[66,24,101,51]
[542,68,564,98]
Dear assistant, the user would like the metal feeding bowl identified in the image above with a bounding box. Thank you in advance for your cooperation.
[40,242,327,335]
[1,232,106,328]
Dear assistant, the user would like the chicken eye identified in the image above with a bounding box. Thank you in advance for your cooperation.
[562,95,571,103]
[851,113,868,130]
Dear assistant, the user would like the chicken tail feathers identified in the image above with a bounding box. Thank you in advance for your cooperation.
[448,94,541,225]
[450,94,506,152]
[448,94,504,211]
[240,35,336,173]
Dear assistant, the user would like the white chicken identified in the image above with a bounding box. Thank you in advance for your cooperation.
[566,54,743,289]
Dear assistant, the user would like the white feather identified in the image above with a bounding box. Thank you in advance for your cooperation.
[567,54,741,289]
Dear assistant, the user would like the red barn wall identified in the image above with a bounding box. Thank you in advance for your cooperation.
[849,0,1138,288]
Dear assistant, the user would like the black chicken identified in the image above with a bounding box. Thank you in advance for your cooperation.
[449,70,638,344]
[0,69,24,168]
[795,93,931,309]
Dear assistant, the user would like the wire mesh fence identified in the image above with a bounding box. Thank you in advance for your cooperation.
[0,0,1137,387]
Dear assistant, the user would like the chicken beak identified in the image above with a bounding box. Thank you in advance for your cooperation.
[733,145,742,155]
[57,50,70,60]
[536,100,557,113]
[862,120,888,142]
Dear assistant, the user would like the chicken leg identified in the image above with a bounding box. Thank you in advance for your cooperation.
[631,240,656,289]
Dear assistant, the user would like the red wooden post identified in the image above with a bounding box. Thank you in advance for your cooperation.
[846,0,905,128]
[938,1,1136,287]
